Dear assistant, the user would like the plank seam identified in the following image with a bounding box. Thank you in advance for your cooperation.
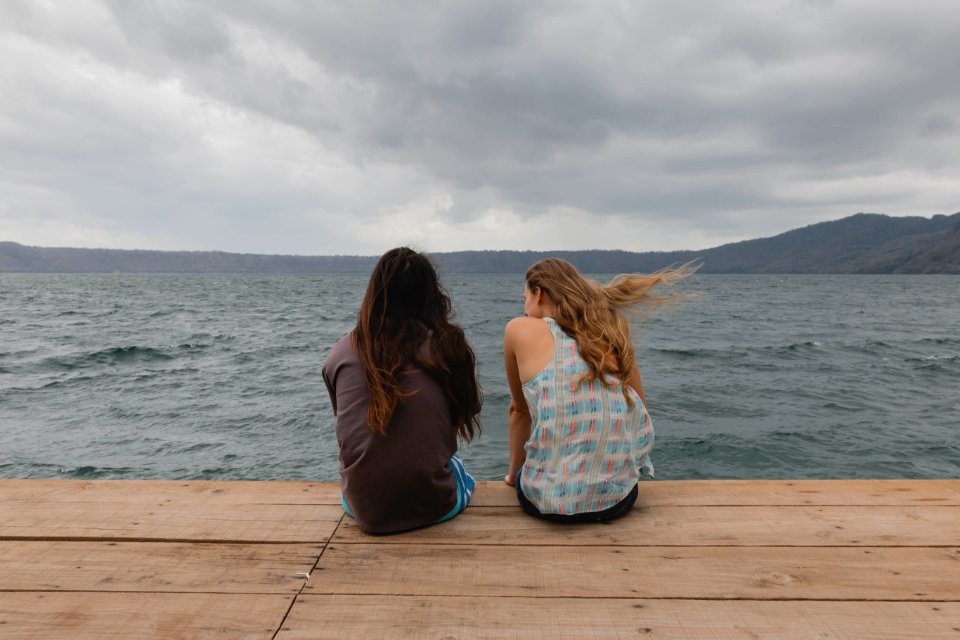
[2,538,955,548]
[0,589,302,595]
[324,542,960,548]
[0,590,955,603]
[0,502,344,506]
[465,504,960,507]
[0,537,335,544]
[297,593,960,602]
[3,502,958,507]
[270,511,346,640]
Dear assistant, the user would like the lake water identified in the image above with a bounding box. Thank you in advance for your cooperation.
[1,273,958,481]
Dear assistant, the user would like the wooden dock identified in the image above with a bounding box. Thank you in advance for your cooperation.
[0,479,958,638]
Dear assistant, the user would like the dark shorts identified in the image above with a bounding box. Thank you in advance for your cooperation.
[515,469,638,523]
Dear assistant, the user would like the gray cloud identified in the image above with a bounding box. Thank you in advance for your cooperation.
[2,0,959,253]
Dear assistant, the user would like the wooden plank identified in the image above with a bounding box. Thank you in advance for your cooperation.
[0,501,343,543]
[0,541,321,593]
[278,596,960,640]
[0,480,341,505]
[305,544,960,601]
[333,504,960,547]
[0,592,292,640]
[469,479,960,507]
[3,479,955,508]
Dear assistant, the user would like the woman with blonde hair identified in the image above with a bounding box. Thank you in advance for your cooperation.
[503,258,693,522]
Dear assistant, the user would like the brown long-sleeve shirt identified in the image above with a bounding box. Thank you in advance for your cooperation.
[322,334,458,534]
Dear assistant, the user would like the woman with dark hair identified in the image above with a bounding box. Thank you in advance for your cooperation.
[322,247,482,534]
[503,258,695,522]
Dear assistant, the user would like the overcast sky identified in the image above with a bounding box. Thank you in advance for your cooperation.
[2,1,959,255]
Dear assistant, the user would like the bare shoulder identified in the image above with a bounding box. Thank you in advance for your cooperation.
[504,318,554,360]
[505,316,549,339]
[505,317,556,383]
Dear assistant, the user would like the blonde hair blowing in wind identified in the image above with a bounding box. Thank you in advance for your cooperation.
[525,258,697,405]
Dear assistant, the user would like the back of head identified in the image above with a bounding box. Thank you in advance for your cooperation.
[359,247,450,332]
[525,258,696,401]
[526,258,607,328]
[353,247,481,440]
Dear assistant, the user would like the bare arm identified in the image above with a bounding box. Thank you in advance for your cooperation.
[503,320,531,486]
[506,400,531,486]
[627,363,647,407]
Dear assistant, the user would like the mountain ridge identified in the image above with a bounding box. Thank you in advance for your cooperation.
[2,212,959,274]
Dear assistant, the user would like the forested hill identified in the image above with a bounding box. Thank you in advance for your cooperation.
[2,212,959,274]
[686,211,960,274]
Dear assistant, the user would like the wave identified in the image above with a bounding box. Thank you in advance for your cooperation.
[918,337,960,346]
[648,346,760,363]
[738,341,826,359]
[175,333,238,351]
[908,354,959,362]
[821,401,863,412]
[59,465,136,479]
[237,344,314,360]
[912,359,960,374]
[176,342,211,351]
[148,307,199,318]
[89,345,175,363]
[41,346,175,371]
[655,337,957,363]
[176,442,221,454]
[650,347,721,359]
[785,341,822,350]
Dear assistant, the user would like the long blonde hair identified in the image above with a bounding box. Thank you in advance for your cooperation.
[525,258,696,403]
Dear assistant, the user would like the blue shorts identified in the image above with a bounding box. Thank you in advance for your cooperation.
[341,452,475,523]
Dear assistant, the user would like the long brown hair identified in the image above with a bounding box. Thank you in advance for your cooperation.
[525,258,696,404]
[352,247,481,440]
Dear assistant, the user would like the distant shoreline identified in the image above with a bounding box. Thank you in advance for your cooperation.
[2,211,959,274]
[1,270,957,277]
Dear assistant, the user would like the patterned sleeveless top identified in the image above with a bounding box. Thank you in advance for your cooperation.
[519,317,654,515]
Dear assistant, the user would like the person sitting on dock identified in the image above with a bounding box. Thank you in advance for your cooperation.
[322,247,482,534]
[503,258,694,522]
